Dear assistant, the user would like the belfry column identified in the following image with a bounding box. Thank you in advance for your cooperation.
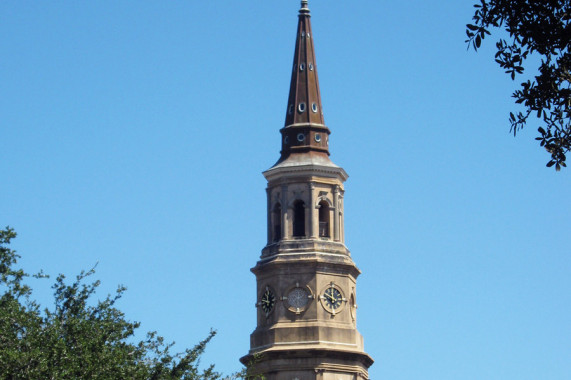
[309,182,316,238]
[281,185,288,239]
[266,188,272,244]
[334,185,340,241]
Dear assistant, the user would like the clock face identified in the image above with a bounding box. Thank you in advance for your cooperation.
[323,287,343,310]
[287,287,309,309]
[350,293,357,321]
[261,288,275,314]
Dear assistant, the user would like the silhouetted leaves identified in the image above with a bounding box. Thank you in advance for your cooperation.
[0,227,225,380]
[466,0,570,170]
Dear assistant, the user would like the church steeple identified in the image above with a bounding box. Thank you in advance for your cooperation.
[242,3,373,379]
[279,0,330,161]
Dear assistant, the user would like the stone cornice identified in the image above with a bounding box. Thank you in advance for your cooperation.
[240,347,374,374]
[264,164,348,182]
[252,251,362,279]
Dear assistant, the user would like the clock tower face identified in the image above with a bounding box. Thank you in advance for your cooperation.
[350,292,357,321]
[260,288,276,315]
[320,283,345,314]
[288,287,309,308]
[324,287,342,309]
[284,284,312,314]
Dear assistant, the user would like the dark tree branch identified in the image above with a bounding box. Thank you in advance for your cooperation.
[467,0,571,170]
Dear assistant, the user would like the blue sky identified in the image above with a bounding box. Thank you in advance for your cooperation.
[1,1,570,379]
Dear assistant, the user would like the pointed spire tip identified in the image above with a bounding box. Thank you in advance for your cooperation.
[300,0,310,14]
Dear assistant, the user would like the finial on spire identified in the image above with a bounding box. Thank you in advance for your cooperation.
[300,0,310,15]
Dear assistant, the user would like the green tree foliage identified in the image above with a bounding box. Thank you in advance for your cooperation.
[0,227,223,379]
[466,0,571,170]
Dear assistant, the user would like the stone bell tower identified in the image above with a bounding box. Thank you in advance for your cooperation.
[241,2,373,379]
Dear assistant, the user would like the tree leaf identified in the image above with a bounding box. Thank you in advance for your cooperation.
[466,0,570,170]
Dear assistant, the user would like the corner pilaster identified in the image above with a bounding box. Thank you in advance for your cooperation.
[333,185,340,242]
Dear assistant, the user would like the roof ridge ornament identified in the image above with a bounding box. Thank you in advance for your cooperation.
[300,0,310,15]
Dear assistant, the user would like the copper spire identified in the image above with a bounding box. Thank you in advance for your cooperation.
[279,0,330,159]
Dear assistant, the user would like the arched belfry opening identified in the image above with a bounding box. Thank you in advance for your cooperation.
[292,200,305,238]
[318,200,330,238]
[272,203,282,242]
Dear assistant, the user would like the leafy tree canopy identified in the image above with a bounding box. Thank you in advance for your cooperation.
[0,227,233,380]
[466,0,571,170]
